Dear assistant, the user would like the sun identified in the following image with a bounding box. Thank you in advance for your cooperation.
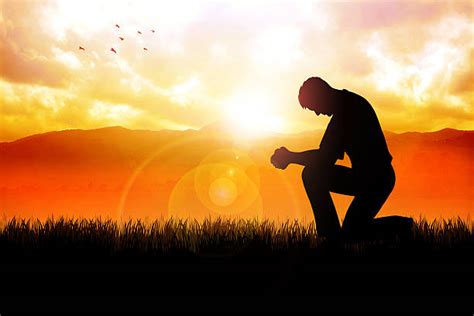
[223,92,283,138]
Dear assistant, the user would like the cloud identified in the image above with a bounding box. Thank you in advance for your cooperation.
[52,47,83,70]
[88,101,142,123]
[0,0,473,141]
[0,0,75,87]
[0,30,73,87]
[251,26,304,70]
[363,13,473,113]
[328,1,471,30]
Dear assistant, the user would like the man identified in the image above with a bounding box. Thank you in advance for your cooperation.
[270,77,412,240]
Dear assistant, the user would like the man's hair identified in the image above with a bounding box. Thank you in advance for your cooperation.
[298,77,332,108]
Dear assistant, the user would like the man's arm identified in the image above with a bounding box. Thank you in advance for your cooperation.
[318,113,344,165]
[271,146,339,169]
[289,149,319,166]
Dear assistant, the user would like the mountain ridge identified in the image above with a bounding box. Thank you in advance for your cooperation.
[1,124,472,221]
[2,124,473,146]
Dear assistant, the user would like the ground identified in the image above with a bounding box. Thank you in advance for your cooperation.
[0,218,472,314]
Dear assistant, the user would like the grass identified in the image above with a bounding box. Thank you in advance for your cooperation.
[0,217,473,262]
[1,217,473,313]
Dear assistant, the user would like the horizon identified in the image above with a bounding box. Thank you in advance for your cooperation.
[2,123,474,144]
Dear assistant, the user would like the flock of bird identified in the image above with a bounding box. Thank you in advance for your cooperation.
[78,24,156,54]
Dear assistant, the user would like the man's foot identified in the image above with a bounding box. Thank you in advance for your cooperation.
[341,216,415,242]
[371,216,415,241]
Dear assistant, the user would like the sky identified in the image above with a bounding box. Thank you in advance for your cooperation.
[0,0,473,141]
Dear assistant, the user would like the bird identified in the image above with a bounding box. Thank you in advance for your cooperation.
[115,24,120,29]
[151,29,155,33]
[110,48,117,54]
[119,37,124,41]
[143,47,148,51]
[137,30,142,35]
[79,46,85,51]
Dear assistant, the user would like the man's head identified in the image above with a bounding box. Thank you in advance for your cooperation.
[298,77,337,116]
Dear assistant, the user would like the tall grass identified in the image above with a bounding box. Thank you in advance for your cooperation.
[414,217,473,247]
[0,217,319,256]
[0,217,472,258]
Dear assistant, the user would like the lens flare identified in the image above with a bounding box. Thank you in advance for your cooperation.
[197,148,260,189]
[168,148,263,220]
[194,162,259,215]
[208,177,238,206]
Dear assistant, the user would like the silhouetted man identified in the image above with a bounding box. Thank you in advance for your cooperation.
[271,77,412,241]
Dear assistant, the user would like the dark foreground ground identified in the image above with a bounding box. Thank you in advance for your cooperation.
[0,218,473,314]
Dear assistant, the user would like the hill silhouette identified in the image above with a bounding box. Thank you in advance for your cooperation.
[0,125,472,221]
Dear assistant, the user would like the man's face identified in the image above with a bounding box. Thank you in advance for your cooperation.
[302,99,331,116]
[314,105,329,116]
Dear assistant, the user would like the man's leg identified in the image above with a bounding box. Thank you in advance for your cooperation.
[302,164,357,239]
[341,166,396,240]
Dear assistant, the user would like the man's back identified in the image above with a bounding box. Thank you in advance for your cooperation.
[319,89,392,170]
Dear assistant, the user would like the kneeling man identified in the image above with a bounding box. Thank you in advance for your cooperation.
[271,77,412,240]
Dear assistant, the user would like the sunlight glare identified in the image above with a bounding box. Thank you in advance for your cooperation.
[223,93,283,138]
[252,27,303,69]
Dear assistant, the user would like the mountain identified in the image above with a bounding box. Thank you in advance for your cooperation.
[1,126,472,221]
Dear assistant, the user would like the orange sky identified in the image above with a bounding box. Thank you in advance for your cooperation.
[0,0,473,141]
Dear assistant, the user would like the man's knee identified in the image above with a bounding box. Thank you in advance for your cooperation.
[301,165,315,185]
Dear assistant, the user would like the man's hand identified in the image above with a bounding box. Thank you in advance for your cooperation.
[271,146,292,169]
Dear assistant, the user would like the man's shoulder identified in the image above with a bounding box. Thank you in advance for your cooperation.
[342,89,373,111]
[343,89,369,103]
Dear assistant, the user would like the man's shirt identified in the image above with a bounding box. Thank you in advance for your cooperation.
[319,89,392,170]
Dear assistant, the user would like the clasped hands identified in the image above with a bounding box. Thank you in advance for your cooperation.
[270,146,292,170]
